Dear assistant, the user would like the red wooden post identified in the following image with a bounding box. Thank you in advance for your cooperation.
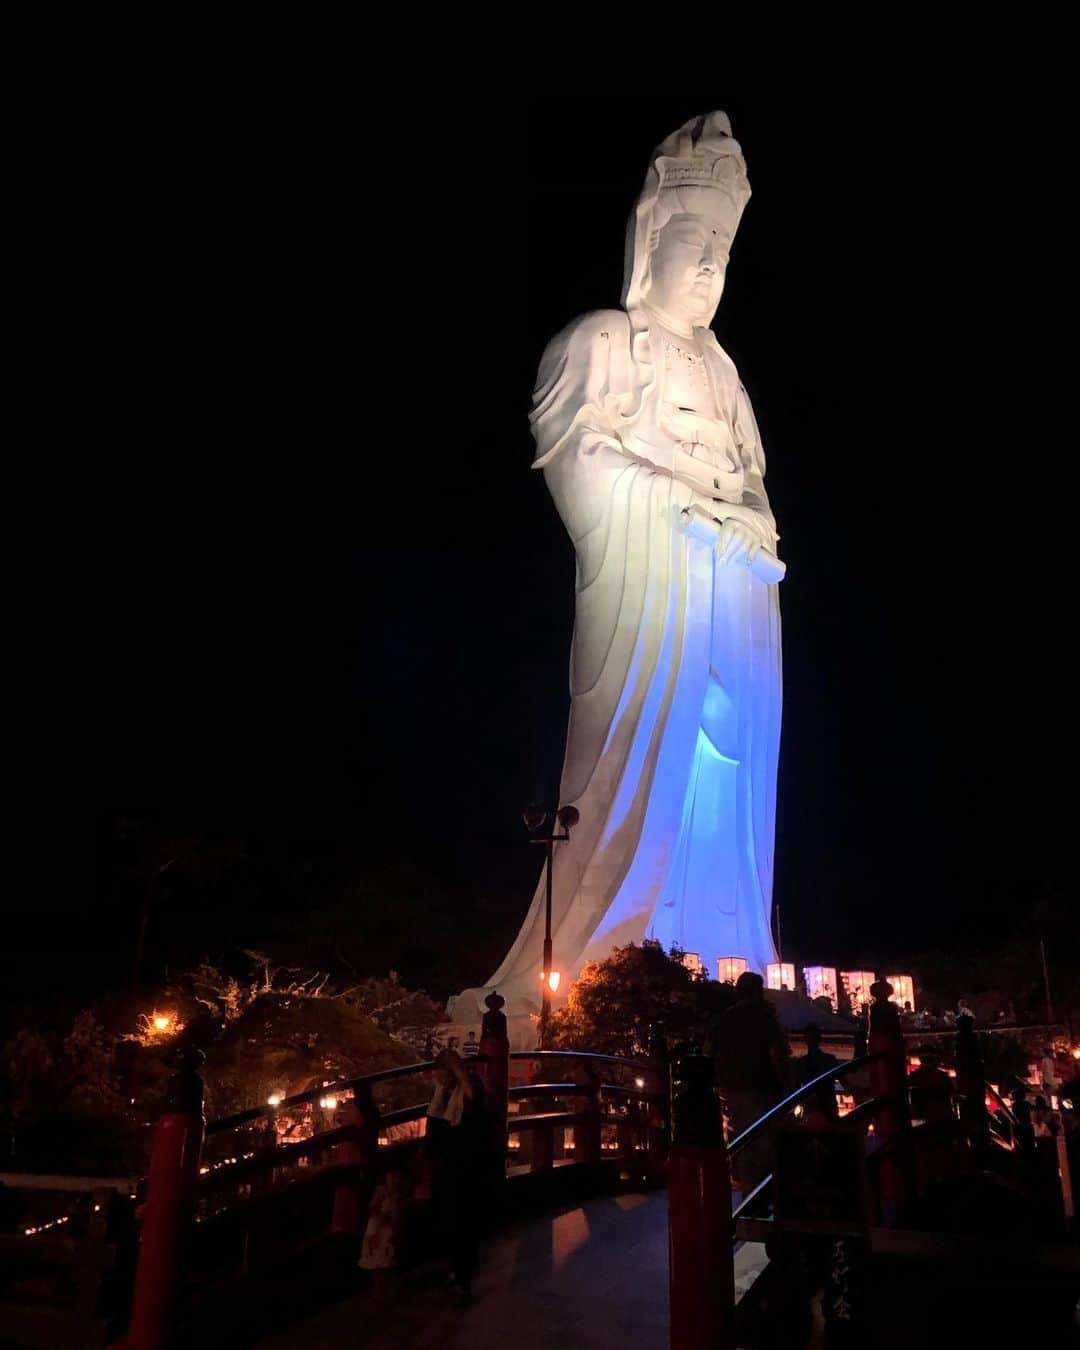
[531,1122,555,1173]
[573,1065,602,1163]
[668,1052,735,1350]
[868,980,912,1226]
[478,991,510,1180]
[124,1049,205,1350]
[331,1083,377,1234]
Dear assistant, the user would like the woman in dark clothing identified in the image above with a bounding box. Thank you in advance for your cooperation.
[424,1049,491,1305]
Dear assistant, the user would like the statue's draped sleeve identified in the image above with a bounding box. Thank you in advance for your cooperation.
[731,374,777,544]
[530,312,700,745]
[532,313,777,577]
[531,310,702,528]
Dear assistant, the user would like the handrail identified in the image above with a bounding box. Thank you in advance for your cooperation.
[206,1058,440,1135]
[731,1173,773,1222]
[844,1097,879,1127]
[983,1082,1018,1128]
[196,1124,360,1191]
[205,1053,653,1139]
[378,1103,429,1130]
[510,1049,657,1072]
[509,1110,590,1132]
[509,1082,590,1100]
[727,1053,883,1159]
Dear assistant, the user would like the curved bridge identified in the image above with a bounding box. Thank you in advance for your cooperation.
[3,1013,1076,1347]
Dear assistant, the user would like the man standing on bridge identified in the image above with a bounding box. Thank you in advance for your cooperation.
[709,970,789,1192]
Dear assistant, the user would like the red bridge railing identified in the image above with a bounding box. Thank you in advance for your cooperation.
[119,1034,668,1348]
[112,998,1063,1349]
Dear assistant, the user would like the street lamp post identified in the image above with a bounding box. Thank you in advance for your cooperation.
[524,802,580,1050]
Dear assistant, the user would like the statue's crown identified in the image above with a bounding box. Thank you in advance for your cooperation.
[648,113,750,226]
[657,155,741,191]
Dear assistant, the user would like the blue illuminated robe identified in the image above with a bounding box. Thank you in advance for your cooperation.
[459,306,783,1020]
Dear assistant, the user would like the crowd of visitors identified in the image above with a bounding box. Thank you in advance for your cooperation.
[703,972,1079,1198]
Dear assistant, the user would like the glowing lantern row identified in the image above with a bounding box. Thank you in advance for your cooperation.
[803,966,838,1012]
[886,974,916,1011]
[678,951,707,977]
[716,956,748,984]
[766,961,796,991]
[841,970,876,1010]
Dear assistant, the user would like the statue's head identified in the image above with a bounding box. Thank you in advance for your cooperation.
[624,112,751,330]
[644,185,737,328]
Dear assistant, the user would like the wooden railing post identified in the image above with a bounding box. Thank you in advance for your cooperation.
[616,1114,634,1160]
[479,991,510,1183]
[953,1017,989,1163]
[668,1051,735,1350]
[124,1048,205,1350]
[533,1123,555,1173]
[868,980,912,1226]
[573,1066,602,1164]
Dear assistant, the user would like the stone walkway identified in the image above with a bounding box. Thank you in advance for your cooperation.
[257,1190,767,1350]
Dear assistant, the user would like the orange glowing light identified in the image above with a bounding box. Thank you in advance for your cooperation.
[319,1095,338,1110]
[1073,1048,1080,1060]
[540,969,561,992]
[153,1014,171,1031]
[268,1093,284,1107]
[907,1057,922,1070]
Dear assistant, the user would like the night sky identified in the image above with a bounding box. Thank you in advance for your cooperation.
[20,92,1074,1009]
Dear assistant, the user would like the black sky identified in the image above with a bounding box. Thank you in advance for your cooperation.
[22,90,1076,1005]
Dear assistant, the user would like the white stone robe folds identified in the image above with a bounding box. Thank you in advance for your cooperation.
[456,305,783,1022]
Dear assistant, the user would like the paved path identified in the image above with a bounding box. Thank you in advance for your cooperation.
[257,1191,766,1350]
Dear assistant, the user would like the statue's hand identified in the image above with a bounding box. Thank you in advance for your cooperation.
[717,519,763,566]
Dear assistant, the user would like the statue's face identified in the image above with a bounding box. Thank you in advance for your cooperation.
[646,212,730,326]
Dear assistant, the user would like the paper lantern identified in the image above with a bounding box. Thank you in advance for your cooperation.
[885,974,915,1011]
[840,970,876,1011]
[716,956,748,984]
[803,966,838,1012]
[766,961,796,991]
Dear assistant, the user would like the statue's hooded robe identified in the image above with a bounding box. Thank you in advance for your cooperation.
[457,114,782,1026]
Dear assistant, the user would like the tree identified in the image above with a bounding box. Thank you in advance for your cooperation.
[549,941,732,1056]
[3,951,447,1176]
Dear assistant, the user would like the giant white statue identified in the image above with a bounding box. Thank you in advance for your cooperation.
[457,112,783,1026]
